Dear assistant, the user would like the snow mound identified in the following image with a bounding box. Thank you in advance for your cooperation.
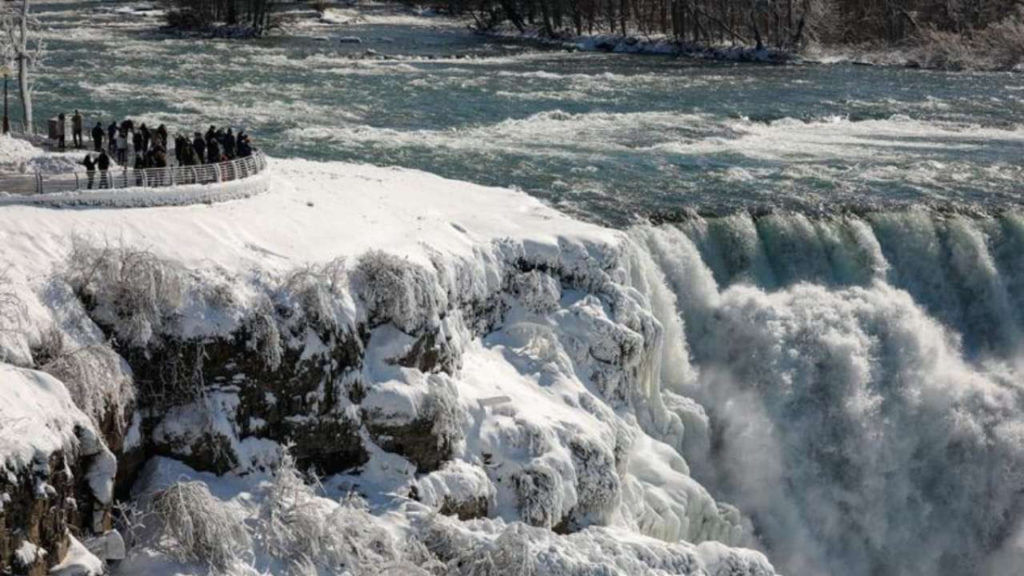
[0,363,96,470]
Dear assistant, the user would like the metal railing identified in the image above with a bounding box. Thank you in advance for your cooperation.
[0,149,268,196]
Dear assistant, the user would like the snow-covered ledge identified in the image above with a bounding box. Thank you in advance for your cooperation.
[0,137,270,208]
[0,167,271,208]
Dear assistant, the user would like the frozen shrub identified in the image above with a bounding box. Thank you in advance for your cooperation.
[0,269,24,334]
[565,439,619,529]
[278,258,352,337]
[982,8,1024,69]
[512,464,566,529]
[425,376,465,460]
[0,269,26,363]
[425,522,534,576]
[40,342,135,438]
[913,27,976,70]
[152,480,252,571]
[912,10,1024,70]
[113,500,151,554]
[508,270,561,315]
[255,451,422,574]
[244,294,283,372]
[353,251,442,334]
[66,238,185,348]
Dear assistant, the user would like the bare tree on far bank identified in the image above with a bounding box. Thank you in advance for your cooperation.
[415,0,1024,68]
[163,0,280,36]
[0,0,44,134]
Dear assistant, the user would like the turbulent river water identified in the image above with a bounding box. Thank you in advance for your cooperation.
[28,2,1024,576]
[35,0,1024,225]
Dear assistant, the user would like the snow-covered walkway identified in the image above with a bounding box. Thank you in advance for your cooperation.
[0,137,269,208]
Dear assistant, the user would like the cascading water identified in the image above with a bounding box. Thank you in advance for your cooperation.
[629,208,1024,576]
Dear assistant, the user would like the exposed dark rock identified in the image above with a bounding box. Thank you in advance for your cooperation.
[364,415,452,473]
[112,322,369,482]
[0,441,112,575]
[391,331,457,375]
[438,495,490,521]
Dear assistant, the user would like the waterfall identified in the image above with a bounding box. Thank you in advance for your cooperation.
[628,207,1024,576]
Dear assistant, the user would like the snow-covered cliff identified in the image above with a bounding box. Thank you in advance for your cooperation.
[0,149,774,575]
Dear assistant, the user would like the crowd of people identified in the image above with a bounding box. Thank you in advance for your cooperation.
[71,113,256,190]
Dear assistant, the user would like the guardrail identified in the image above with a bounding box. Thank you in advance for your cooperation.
[0,149,268,196]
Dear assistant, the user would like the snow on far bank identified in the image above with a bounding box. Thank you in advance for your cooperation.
[487,27,793,63]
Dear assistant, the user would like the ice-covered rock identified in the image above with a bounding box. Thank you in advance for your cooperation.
[0,364,116,574]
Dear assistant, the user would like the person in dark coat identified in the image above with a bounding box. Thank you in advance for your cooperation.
[133,153,145,187]
[81,153,96,189]
[140,123,151,152]
[174,134,186,165]
[153,146,168,186]
[193,132,206,164]
[237,136,252,158]
[156,124,168,149]
[223,128,236,159]
[91,122,104,152]
[107,122,117,154]
[205,125,216,143]
[207,137,221,165]
[56,113,66,150]
[97,150,111,189]
[132,130,143,155]
[180,142,197,183]
[72,110,83,148]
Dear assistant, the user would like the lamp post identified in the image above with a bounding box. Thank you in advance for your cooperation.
[1,65,9,134]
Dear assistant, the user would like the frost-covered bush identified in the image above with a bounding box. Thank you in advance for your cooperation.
[422,516,773,576]
[0,270,24,332]
[40,341,135,439]
[152,480,252,571]
[255,452,427,575]
[66,238,185,348]
[353,251,443,334]
[244,294,283,372]
[451,524,535,576]
[982,8,1024,69]
[424,376,465,458]
[508,270,561,315]
[912,10,1024,70]
[0,269,27,363]
[277,258,353,337]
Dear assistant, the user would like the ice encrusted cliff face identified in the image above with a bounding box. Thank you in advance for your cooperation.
[62,233,770,574]
[0,157,775,575]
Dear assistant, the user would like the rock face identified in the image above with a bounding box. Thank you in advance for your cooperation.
[0,366,116,575]
[0,232,775,575]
